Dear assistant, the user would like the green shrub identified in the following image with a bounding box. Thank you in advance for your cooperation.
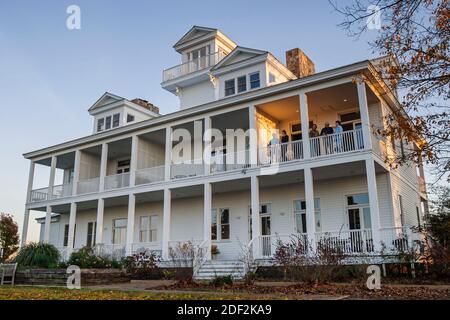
[15,242,60,268]
[67,247,121,269]
[210,275,233,287]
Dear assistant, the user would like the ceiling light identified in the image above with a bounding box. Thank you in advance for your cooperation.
[343,99,348,102]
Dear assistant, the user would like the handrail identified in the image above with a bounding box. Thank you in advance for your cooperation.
[193,239,209,277]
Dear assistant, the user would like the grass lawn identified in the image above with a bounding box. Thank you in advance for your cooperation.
[0,286,290,300]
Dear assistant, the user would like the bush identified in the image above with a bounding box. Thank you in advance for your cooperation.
[67,247,121,269]
[210,275,233,287]
[122,251,160,276]
[15,242,60,268]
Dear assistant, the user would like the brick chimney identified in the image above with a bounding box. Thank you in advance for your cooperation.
[131,98,160,114]
[285,48,315,79]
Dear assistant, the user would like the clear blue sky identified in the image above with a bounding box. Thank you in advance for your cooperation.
[0,0,379,241]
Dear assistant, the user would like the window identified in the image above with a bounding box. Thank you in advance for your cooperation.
[112,113,120,128]
[225,79,235,96]
[237,76,247,93]
[294,198,321,233]
[139,215,158,242]
[211,208,230,241]
[117,159,130,174]
[416,206,421,228]
[269,72,276,83]
[63,224,76,247]
[112,218,127,245]
[97,118,104,132]
[105,116,112,130]
[127,114,135,123]
[347,194,370,206]
[249,72,260,89]
[86,222,96,247]
[346,194,371,230]
[398,195,405,227]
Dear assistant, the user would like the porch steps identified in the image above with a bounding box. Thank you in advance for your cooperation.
[194,260,245,281]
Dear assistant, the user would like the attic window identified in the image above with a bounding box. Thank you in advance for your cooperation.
[225,79,235,96]
[112,113,120,128]
[105,116,112,130]
[127,114,135,123]
[250,72,260,89]
[97,118,104,132]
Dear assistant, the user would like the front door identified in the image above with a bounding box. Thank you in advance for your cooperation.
[347,206,372,252]
[260,215,271,256]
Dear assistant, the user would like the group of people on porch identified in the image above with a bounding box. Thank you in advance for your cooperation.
[267,120,344,161]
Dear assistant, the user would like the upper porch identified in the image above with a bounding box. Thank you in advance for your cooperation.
[26,79,387,206]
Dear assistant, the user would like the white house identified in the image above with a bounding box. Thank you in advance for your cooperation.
[22,26,428,277]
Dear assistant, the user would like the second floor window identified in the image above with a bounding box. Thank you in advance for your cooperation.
[225,79,235,96]
[249,72,260,89]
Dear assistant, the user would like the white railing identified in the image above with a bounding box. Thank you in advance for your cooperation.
[104,172,130,190]
[210,150,251,173]
[379,227,418,254]
[315,229,374,254]
[162,51,226,82]
[132,242,162,257]
[52,183,73,199]
[135,166,165,185]
[171,159,204,180]
[193,239,210,277]
[259,233,309,258]
[310,129,364,158]
[258,140,303,165]
[94,243,126,260]
[77,177,100,195]
[56,246,69,261]
[29,187,49,202]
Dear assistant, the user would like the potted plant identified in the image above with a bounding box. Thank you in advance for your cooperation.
[211,245,220,260]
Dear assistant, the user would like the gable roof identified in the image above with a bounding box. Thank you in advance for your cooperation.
[210,46,268,71]
[88,92,125,112]
[173,26,217,49]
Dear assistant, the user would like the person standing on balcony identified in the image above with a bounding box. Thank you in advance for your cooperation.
[280,130,289,161]
[320,122,334,155]
[309,123,320,157]
[335,120,344,152]
[267,132,280,163]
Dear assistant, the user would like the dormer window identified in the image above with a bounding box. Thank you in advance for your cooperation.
[105,116,112,130]
[97,118,104,132]
[112,114,120,128]
[249,72,260,89]
[225,79,235,96]
[127,114,135,123]
[237,76,247,93]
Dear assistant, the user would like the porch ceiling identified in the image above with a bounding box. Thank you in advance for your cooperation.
[212,108,249,132]
[108,138,132,159]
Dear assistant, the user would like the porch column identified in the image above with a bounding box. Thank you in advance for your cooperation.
[21,161,35,247]
[248,105,258,167]
[72,150,81,196]
[95,198,105,245]
[250,175,261,258]
[204,117,211,175]
[98,144,108,192]
[129,135,139,187]
[203,182,212,260]
[47,156,57,200]
[365,157,381,251]
[67,202,77,256]
[126,194,136,256]
[165,127,172,181]
[162,188,171,260]
[299,91,311,159]
[357,80,373,150]
[43,205,52,243]
[304,167,316,252]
